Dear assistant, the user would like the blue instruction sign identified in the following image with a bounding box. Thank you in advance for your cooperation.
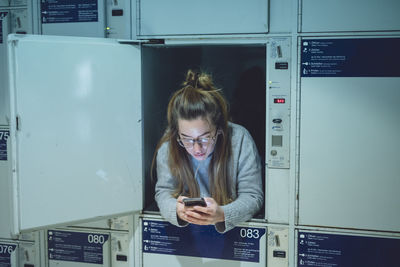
[298,231,400,267]
[142,220,266,262]
[41,0,98,24]
[301,38,400,77]
[0,130,9,161]
[0,243,17,267]
[48,230,109,264]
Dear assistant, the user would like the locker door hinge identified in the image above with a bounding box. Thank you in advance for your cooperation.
[118,39,165,45]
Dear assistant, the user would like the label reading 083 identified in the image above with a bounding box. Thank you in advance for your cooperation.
[240,228,261,239]
[142,220,266,263]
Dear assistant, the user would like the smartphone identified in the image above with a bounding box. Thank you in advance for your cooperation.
[183,197,207,207]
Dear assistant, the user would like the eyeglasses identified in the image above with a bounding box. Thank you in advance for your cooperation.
[177,131,220,149]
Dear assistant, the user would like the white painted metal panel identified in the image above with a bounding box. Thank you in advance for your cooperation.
[0,12,10,125]
[138,0,268,36]
[7,34,142,234]
[105,0,131,39]
[301,0,400,32]
[299,78,400,231]
[269,0,292,34]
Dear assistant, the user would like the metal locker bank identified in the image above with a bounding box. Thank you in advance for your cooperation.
[0,0,400,266]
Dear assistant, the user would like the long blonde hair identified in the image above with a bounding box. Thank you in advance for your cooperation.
[151,69,232,205]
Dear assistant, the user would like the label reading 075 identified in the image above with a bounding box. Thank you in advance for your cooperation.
[0,130,10,141]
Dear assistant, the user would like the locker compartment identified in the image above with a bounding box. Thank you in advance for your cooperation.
[298,37,400,232]
[140,215,273,267]
[296,229,400,267]
[45,228,133,267]
[300,0,400,32]
[141,38,292,224]
[45,228,127,267]
[46,229,133,267]
[137,0,269,37]
[141,44,267,218]
[0,238,39,267]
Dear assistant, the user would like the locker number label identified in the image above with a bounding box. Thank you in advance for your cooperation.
[0,244,16,254]
[48,230,109,264]
[0,130,9,160]
[0,131,9,141]
[88,234,106,244]
[240,228,260,239]
[143,220,266,263]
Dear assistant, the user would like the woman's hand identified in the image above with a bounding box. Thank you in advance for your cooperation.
[178,197,225,225]
[176,196,188,222]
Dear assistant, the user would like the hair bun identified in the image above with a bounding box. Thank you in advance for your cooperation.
[183,69,214,91]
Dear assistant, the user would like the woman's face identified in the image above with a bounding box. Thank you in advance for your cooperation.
[178,117,217,161]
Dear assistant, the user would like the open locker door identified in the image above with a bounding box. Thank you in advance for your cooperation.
[7,34,142,235]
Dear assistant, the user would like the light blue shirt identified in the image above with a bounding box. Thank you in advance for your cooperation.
[190,154,212,197]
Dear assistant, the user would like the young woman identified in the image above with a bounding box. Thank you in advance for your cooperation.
[152,69,263,233]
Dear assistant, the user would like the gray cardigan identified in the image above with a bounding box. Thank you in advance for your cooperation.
[155,122,264,233]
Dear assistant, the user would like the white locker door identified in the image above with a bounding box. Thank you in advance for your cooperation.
[298,37,400,232]
[300,0,400,32]
[7,34,142,235]
[138,0,268,36]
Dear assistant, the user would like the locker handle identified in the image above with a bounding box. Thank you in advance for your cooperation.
[16,116,20,131]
